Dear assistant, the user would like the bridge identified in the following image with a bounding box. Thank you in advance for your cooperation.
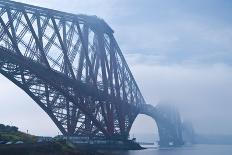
[0,0,183,147]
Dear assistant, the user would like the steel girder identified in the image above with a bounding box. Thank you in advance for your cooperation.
[0,0,144,139]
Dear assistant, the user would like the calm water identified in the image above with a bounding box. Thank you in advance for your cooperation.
[101,145,232,155]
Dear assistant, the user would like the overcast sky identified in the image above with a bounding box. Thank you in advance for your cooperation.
[0,0,232,136]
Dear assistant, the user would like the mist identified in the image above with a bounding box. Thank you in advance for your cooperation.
[128,55,232,135]
[0,0,231,137]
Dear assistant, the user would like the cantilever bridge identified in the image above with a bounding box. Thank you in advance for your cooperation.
[0,0,183,146]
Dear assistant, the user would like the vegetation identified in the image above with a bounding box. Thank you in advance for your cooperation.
[0,124,18,132]
[0,123,103,154]
[0,124,36,143]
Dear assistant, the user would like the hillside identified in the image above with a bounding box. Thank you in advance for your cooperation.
[0,124,103,155]
[0,124,36,143]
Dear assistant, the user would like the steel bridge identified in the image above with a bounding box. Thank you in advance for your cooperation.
[0,0,183,147]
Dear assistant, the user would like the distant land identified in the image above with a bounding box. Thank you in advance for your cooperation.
[132,133,232,145]
[2,124,231,145]
[130,133,159,143]
[195,134,232,145]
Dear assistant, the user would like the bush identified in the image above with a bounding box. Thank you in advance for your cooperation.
[0,124,18,133]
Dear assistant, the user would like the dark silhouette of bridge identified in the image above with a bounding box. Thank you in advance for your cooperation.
[0,0,183,147]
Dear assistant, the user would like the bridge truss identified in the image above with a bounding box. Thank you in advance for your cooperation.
[0,0,145,139]
[0,0,183,146]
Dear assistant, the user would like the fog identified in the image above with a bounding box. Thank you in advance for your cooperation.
[0,0,232,136]
[128,57,232,135]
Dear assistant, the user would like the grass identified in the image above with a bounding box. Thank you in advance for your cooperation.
[0,131,37,143]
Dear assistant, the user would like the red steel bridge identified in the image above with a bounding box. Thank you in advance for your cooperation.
[0,0,183,147]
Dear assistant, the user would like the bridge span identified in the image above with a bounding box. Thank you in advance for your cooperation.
[0,0,183,147]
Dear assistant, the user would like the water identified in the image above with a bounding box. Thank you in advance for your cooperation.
[101,145,232,155]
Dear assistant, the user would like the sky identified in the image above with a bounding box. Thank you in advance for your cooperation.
[0,0,232,137]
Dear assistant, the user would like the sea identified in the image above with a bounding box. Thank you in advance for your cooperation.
[101,144,232,155]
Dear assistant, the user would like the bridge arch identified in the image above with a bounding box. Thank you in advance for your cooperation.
[0,75,60,135]
[0,48,108,136]
[139,104,183,147]
[130,114,159,143]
